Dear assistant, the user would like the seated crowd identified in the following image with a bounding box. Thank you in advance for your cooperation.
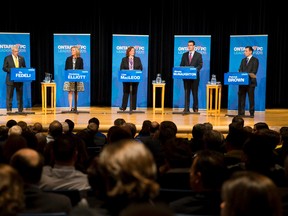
[0,116,288,216]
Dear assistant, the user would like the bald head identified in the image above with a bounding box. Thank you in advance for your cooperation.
[10,148,43,184]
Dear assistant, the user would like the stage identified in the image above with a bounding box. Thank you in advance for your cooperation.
[0,107,287,137]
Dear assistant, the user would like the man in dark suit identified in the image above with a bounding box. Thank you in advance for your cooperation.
[238,46,259,117]
[119,46,143,111]
[2,45,26,113]
[180,40,203,113]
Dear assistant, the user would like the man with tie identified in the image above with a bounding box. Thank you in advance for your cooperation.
[238,46,259,117]
[2,45,26,113]
[180,40,203,113]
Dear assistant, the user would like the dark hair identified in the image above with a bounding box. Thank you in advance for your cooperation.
[88,117,100,126]
[53,134,77,162]
[254,122,269,131]
[192,150,227,190]
[221,171,282,216]
[65,119,75,132]
[245,45,254,52]
[114,118,126,126]
[232,116,244,128]
[6,119,17,128]
[126,46,135,57]
[188,40,195,45]
[48,120,63,138]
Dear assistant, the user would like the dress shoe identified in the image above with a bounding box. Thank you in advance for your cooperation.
[119,107,126,111]
[250,113,254,118]
[193,108,198,112]
[183,109,190,113]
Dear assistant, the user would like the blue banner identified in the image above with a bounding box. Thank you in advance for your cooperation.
[173,35,211,109]
[0,33,31,108]
[224,72,249,85]
[228,35,268,111]
[64,70,89,82]
[11,68,35,82]
[54,34,90,107]
[112,34,149,107]
[173,67,197,79]
[118,70,143,82]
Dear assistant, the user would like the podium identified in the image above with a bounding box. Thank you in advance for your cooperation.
[224,72,252,118]
[117,70,144,114]
[7,68,36,115]
[171,66,200,115]
[61,69,90,114]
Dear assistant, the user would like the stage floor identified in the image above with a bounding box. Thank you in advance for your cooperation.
[0,107,287,136]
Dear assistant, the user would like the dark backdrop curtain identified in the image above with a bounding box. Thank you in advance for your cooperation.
[1,1,287,108]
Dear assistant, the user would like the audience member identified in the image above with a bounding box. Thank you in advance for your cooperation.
[87,139,159,216]
[11,148,72,213]
[221,171,282,216]
[0,164,24,216]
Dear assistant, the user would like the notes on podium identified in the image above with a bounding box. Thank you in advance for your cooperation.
[172,66,197,79]
[11,68,36,82]
[224,72,249,85]
[117,70,144,114]
[9,68,36,115]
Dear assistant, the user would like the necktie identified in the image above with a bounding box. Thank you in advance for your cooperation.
[189,53,193,64]
[14,57,19,68]
[246,57,249,65]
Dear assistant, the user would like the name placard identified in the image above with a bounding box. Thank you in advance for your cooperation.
[65,70,90,82]
[172,67,197,79]
[11,68,36,82]
[118,70,143,82]
[224,72,249,85]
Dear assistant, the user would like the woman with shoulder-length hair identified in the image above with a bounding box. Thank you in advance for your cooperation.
[221,171,282,216]
[63,46,84,111]
[119,46,143,111]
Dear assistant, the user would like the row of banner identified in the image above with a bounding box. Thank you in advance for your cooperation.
[0,33,268,111]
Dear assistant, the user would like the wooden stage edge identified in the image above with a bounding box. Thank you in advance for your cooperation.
[1,107,287,137]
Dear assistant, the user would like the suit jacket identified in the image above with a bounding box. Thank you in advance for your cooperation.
[238,56,259,87]
[180,51,203,77]
[23,184,72,213]
[65,56,84,70]
[120,56,143,70]
[2,54,26,85]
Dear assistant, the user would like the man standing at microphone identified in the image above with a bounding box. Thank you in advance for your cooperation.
[2,45,26,113]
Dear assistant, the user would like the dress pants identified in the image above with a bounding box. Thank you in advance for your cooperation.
[238,85,255,115]
[121,82,139,110]
[183,79,199,111]
[6,82,23,112]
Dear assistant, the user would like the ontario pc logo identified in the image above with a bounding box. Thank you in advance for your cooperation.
[233,46,264,55]
[57,44,87,53]
[177,46,207,55]
[0,44,27,53]
[116,45,145,54]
